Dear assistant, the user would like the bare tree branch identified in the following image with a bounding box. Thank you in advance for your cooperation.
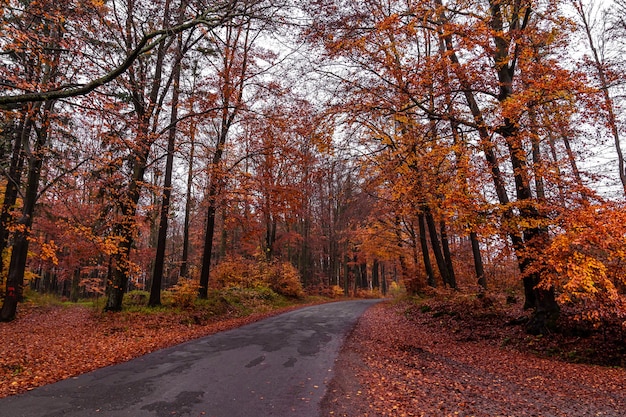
[0,2,246,109]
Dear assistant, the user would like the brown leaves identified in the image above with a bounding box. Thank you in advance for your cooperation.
[323,301,626,417]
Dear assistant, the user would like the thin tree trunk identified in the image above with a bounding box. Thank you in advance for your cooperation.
[440,221,457,289]
[149,22,183,306]
[198,22,251,299]
[393,216,412,293]
[418,211,436,287]
[575,0,626,194]
[440,28,486,290]
[180,124,196,279]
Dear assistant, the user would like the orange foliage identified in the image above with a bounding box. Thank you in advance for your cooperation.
[534,203,626,327]
[211,256,304,298]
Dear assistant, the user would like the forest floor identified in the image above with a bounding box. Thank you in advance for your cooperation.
[322,295,626,416]
[2,292,626,416]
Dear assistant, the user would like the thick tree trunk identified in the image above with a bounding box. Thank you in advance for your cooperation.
[199,198,217,299]
[70,268,81,303]
[1,231,28,321]
[0,112,31,286]
[436,0,559,327]
[105,222,133,312]
[0,102,52,321]
[104,144,148,311]
[372,258,380,289]
[424,208,450,287]
[488,0,559,328]
[440,221,457,289]
[471,232,486,289]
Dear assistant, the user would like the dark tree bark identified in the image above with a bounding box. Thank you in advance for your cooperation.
[471,232,486,289]
[198,153,224,299]
[1,101,53,321]
[424,207,450,287]
[70,268,81,303]
[149,2,184,306]
[0,3,245,109]
[198,21,251,299]
[418,211,436,288]
[440,221,457,289]
[393,216,412,294]
[180,124,196,279]
[488,0,559,330]
[0,112,30,283]
[372,258,380,289]
[436,0,559,330]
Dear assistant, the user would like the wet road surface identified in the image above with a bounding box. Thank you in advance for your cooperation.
[0,299,379,417]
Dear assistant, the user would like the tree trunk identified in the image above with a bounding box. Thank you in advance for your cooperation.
[393,217,412,293]
[372,258,380,290]
[149,24,183,307]
[0,101,52,321]
[574,0,626,194]
[180,123,196,279]
[424,207,450,287]
[418,211,436,288]
[437,0,559,327]
[198,22,250,298]
[440,221,457,289]
[471,232,486,289]
[488,0,559,328]
[199,195,218,299]
[104,0,172,311]
[0,111,31,285]
[70,267,81,303]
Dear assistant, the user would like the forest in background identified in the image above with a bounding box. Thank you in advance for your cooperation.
[0,0,625,335]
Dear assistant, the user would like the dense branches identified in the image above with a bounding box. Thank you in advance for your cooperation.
[0,0,625,334]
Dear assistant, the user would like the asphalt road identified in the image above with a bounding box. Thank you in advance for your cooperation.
[0,299,379,417]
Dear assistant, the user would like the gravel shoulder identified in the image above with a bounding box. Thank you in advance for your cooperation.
[322,301,626,417]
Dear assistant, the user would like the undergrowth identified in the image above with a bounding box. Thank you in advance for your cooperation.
[401,289,626,368]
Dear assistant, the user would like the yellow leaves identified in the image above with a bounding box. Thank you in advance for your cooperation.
[24,235,60,266]
[70,224,124,256]
[39,240,59,266]
[560,252,608,299]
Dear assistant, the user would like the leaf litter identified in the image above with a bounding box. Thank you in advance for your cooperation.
[322,300,626,417]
